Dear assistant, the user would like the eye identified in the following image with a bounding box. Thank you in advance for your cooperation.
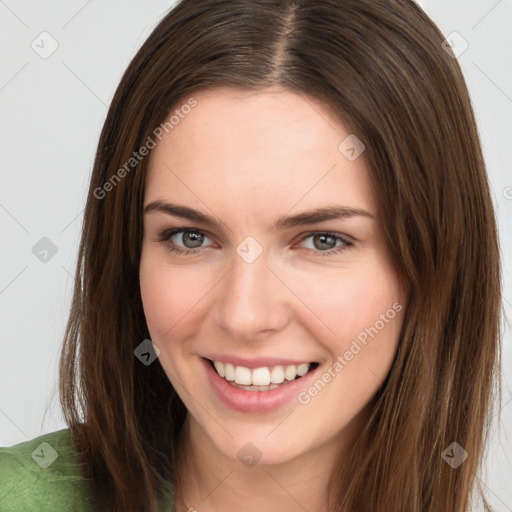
[155,228,353,257]
[156,228,214,255]
[296,232,353,256]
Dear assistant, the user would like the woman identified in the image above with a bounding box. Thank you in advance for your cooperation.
[0,0,501,511]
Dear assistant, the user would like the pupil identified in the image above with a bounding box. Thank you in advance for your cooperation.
[183,231,204,248]
[314,234,335,250]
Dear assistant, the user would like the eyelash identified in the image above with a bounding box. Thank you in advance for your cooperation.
[155,228,354,257]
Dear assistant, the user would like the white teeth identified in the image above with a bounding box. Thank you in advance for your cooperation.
[210,360,312,387]
[270,366,285,384]
[234,366,252,385]
[213,361,225,377]
[297,363,309,377]
[224,362,235,381]
[252,367,271,386]
[284,365,297,381]
[231,382,280,392]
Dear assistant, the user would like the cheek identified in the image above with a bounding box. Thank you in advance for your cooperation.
[139,255,202,339]
[290,259,403,349]
[298,261,403,421]
[140,251,227,350]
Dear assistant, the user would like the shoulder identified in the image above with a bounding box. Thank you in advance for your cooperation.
[0,428,94,512]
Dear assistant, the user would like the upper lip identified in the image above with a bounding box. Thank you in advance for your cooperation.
[203,354,316,369]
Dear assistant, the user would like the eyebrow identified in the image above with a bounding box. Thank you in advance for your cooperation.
[143,200,375,230]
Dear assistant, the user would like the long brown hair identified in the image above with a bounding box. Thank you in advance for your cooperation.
[58,0,502,510]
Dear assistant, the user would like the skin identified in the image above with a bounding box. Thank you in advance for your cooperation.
[139,86,406,512]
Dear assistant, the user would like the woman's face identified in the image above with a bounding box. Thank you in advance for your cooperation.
[140,86,405,466]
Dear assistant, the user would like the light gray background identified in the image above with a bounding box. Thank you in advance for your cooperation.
[1,1,511,510]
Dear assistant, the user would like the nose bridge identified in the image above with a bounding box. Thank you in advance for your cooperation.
[214,247,287,339]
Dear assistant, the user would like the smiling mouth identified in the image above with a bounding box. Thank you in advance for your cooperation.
[206,358,320,392]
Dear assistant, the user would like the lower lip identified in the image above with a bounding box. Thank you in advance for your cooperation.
[201,357,319,413]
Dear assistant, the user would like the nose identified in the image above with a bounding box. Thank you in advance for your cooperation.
[213,247,290,342]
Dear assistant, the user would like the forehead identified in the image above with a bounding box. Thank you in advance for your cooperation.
[144,86,375,221]
[155,86,348,158]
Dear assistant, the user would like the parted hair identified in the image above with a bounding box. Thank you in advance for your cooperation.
[58,0,502,510]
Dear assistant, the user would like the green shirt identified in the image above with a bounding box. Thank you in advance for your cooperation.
[0,428,175,511]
